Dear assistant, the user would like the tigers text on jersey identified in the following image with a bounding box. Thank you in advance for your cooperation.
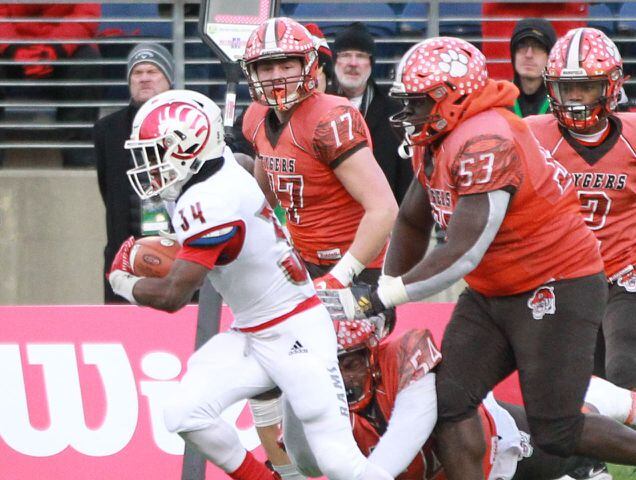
[412,107,603,296]
[172,149,315,329]
[242,92,386,267]
[349,329,526,480]
[526,113,636,278]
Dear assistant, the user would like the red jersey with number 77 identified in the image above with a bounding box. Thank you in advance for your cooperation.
[526,113,636,279]
[242,92,387,267]
[412,107,603,296]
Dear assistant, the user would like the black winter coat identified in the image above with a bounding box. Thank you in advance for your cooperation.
[358,83,413,205]
[93,103,141,303]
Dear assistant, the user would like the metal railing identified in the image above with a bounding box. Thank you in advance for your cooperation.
[1,0,635,157]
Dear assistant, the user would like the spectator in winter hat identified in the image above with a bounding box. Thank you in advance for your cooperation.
[510,18,557,117]
[331,22,413,205]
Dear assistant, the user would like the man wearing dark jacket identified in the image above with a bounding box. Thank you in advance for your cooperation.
[331,22,412,204]
[93,43,174,303]
[510,18,557,117]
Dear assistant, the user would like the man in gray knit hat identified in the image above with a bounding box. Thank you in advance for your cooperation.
[126,42,175,106]
[93,42,175,303]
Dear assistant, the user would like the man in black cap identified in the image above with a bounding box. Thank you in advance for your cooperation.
[332,22,413,205]
[93,42,175,303]
[510,18,557,117]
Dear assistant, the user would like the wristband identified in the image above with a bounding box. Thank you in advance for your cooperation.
[330,251,365,286]
[377,275,409,308]
[109,269,141,305]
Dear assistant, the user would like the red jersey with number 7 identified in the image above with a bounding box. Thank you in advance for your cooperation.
[412,107,603,296]
[526,113,636,279]
[242,92,386,267]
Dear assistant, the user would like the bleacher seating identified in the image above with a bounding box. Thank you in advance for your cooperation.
[1,0,635,167]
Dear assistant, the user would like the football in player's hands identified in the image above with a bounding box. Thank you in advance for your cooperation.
[130,236,180,278]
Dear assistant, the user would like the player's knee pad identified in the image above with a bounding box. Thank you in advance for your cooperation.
[163,396,222,433]
[436,375,480,422]
[249,396,283,427]
[528,414,584,457]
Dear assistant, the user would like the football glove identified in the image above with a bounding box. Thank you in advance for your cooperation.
[107,236,135,279]
[317,283,386,321]
[313,273,347,290]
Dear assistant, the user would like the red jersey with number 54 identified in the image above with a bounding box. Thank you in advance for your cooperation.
[351,329,444,479]
[243,92,386,267]
[526,113,636,278]
[413,107,602,296]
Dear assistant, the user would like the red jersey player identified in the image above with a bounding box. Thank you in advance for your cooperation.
[318,36,636,479]
[285,319,635,480]
[526,27,636,391]
[240,17,397,289]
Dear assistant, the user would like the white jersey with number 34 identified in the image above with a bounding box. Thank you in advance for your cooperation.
[172,149,315,329]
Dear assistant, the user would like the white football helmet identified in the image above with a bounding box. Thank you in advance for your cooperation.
[125,89,225,200]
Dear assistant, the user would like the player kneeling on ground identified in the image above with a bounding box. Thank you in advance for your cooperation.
[108,89,393,480]
[285,317,635,479]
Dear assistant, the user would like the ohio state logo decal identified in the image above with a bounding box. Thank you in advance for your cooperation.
[527,286,556,320]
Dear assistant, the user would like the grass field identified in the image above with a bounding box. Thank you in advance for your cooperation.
[610,464,636,479]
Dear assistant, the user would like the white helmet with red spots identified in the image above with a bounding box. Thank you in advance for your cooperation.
[545,27,624,132]
[241,17,319,110]
[125,89,225,200]
[334,318,379,412]
[389,36,488,146]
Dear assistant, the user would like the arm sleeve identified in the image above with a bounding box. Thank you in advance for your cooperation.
[177,224,244,269]
[402,190,510,302]
[368,373,437,477]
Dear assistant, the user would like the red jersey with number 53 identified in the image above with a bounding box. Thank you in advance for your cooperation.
[243,92,386,267]
[413,107,602,296]
[526,113,636,278]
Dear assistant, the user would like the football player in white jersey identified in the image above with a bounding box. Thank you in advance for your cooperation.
[107,89,393,480]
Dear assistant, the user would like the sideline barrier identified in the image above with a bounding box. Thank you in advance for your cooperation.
[0,303,520,479]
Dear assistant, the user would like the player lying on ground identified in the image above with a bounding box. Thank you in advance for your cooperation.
[107,89,394,480]
[284,318,636,479]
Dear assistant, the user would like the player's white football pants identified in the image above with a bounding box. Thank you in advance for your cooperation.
[163,305,392,480]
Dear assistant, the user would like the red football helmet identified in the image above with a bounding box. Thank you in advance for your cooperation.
[124,90,225,200]
[241,17,318,111]
[334,318,379,412]
[389,37,488,146]
[545,28,624,132]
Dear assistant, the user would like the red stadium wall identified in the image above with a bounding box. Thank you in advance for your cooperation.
[0,304,521,479]
[482,2,589,79]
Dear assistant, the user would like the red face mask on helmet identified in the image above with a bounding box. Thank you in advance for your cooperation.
[389,37,488,146]
[334,319,379,412]
[125,89,225,201]
[241,17,319,111]
[545,28,624,133]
